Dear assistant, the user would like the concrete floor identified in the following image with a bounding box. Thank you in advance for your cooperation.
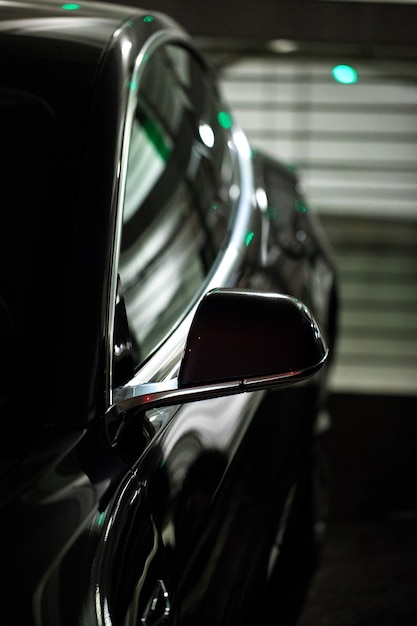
[296,392,417,626]
[294,216,417,624]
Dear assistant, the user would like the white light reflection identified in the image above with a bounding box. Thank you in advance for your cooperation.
[198,122,215,148]
[229,183,240,201]
[255,187,268,212]
[121,39,132,57]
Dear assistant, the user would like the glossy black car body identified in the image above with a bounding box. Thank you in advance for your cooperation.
[0,2,338,625]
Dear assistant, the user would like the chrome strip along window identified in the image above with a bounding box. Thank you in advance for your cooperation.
[118,42,242,371]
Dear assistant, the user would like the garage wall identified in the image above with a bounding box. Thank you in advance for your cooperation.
[219,56,417,396]
[219,56,417,219]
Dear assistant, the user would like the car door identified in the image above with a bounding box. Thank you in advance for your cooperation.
[95,39,273,626]
[92,37,326,626]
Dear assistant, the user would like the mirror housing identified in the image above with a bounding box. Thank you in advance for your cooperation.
[179,289,327,387]
[111,289,328,414]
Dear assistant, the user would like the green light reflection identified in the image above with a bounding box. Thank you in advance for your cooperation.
[245,231,254,246]
[267,205,278,220]
[218,111,232,129]
[295,200,307,214]
[332,64,357,84]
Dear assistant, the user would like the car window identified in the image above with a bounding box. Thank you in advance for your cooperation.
[116,43,239,374]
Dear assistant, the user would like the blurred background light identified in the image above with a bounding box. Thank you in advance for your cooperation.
[332,64,358,84]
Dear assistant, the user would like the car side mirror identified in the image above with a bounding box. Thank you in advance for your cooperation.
[111,289,328,416]
[179,288,327,388]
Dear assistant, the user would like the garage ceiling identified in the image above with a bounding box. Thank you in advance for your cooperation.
[119,1,417,58]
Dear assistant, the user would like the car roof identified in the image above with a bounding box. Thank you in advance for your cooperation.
[0,0,137,21]
[0,0,178,62]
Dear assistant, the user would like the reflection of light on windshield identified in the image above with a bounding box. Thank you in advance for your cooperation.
[245,231,254,246]
[229,184,240,200]
[255,187,268,212]
[295,200,307,213]
[218,111,232,129]
[61,3,80,9]
[123,120,169,222]
[198,123,215,148]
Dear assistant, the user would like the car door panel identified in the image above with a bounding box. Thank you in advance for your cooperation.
[105,383,316,625]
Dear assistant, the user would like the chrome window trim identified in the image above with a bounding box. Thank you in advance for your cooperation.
[110,30,255,404]
[108,28,188,404]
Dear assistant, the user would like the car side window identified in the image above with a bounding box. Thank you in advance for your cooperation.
[115,43,239,375]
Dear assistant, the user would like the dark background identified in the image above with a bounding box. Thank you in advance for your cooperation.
[298,392,417,626]
[110,0,417,59]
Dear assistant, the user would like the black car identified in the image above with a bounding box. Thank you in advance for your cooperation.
[0,2,338,625]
